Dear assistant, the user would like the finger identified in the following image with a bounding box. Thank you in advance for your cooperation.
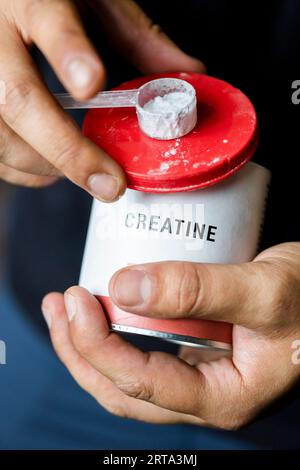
[0,117,59,176]
[0,162,58,187]
[15,0,105,100]
[108,261,278,329]
[63,286,210,417]
[88,0,206,74]
[0,29,127,202]
[42,291,204,426]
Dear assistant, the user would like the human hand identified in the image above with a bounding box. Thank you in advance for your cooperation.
[0,0,205,194]
[42,242,300,429]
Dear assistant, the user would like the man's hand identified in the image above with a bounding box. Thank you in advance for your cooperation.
[42,242,300,430]
[0,0,205,195]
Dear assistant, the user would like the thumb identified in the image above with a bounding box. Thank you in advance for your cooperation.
[88,0,206,74]
[109,260,277,329]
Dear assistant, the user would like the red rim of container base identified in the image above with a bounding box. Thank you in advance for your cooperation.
[83,73,259,193]
[98,296,233,347]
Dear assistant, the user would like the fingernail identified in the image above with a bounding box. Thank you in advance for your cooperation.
[88,173,120,202]
[41,301,52,329]
[67,57,95,90]
[65,292,77,322]
[112,270,152,307]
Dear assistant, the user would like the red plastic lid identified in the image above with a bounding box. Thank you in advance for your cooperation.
[83,73,258,193]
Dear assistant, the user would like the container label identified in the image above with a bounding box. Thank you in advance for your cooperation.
[80,163,271,297]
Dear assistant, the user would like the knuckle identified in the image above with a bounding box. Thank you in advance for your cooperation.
[270,279,289,314]
[73,334,95,359]
[115,352,155,401]
[1,79,35,126]
[116,378,154,402]
[173,263,202,316]
[134,11,152,36]
[25,0,53,25]
[26,0,81,38]
[137,12,162,37]
[0,124,8,159]
[263,266,296,331]
[149,23,163,36]
[52,138,83,173]
[127,13,162,57]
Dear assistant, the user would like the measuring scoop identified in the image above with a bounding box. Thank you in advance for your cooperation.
[55,78,197,140]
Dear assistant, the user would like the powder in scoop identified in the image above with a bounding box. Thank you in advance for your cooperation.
[139,90,197,140]
[143,92,192,117]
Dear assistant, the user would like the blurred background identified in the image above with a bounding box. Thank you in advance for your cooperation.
[0,183,12,284]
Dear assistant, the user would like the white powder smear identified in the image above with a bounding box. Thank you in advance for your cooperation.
[160,162,170,172]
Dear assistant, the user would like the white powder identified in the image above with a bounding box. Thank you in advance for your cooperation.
[137,90,197,140]
[143,92,192,117]
[160,162,170,172]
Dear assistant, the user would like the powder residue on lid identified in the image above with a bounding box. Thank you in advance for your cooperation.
[160,162,170,172]
[163,144,187,161]
[147,158,186,175]
[205,156,222,167]
[147,162,170,175]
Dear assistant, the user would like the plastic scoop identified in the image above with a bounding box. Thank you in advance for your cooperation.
[55,89,138,109]
[55,78,197,140]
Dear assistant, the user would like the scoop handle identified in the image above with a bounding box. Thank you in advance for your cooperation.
[55,89,138,109]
